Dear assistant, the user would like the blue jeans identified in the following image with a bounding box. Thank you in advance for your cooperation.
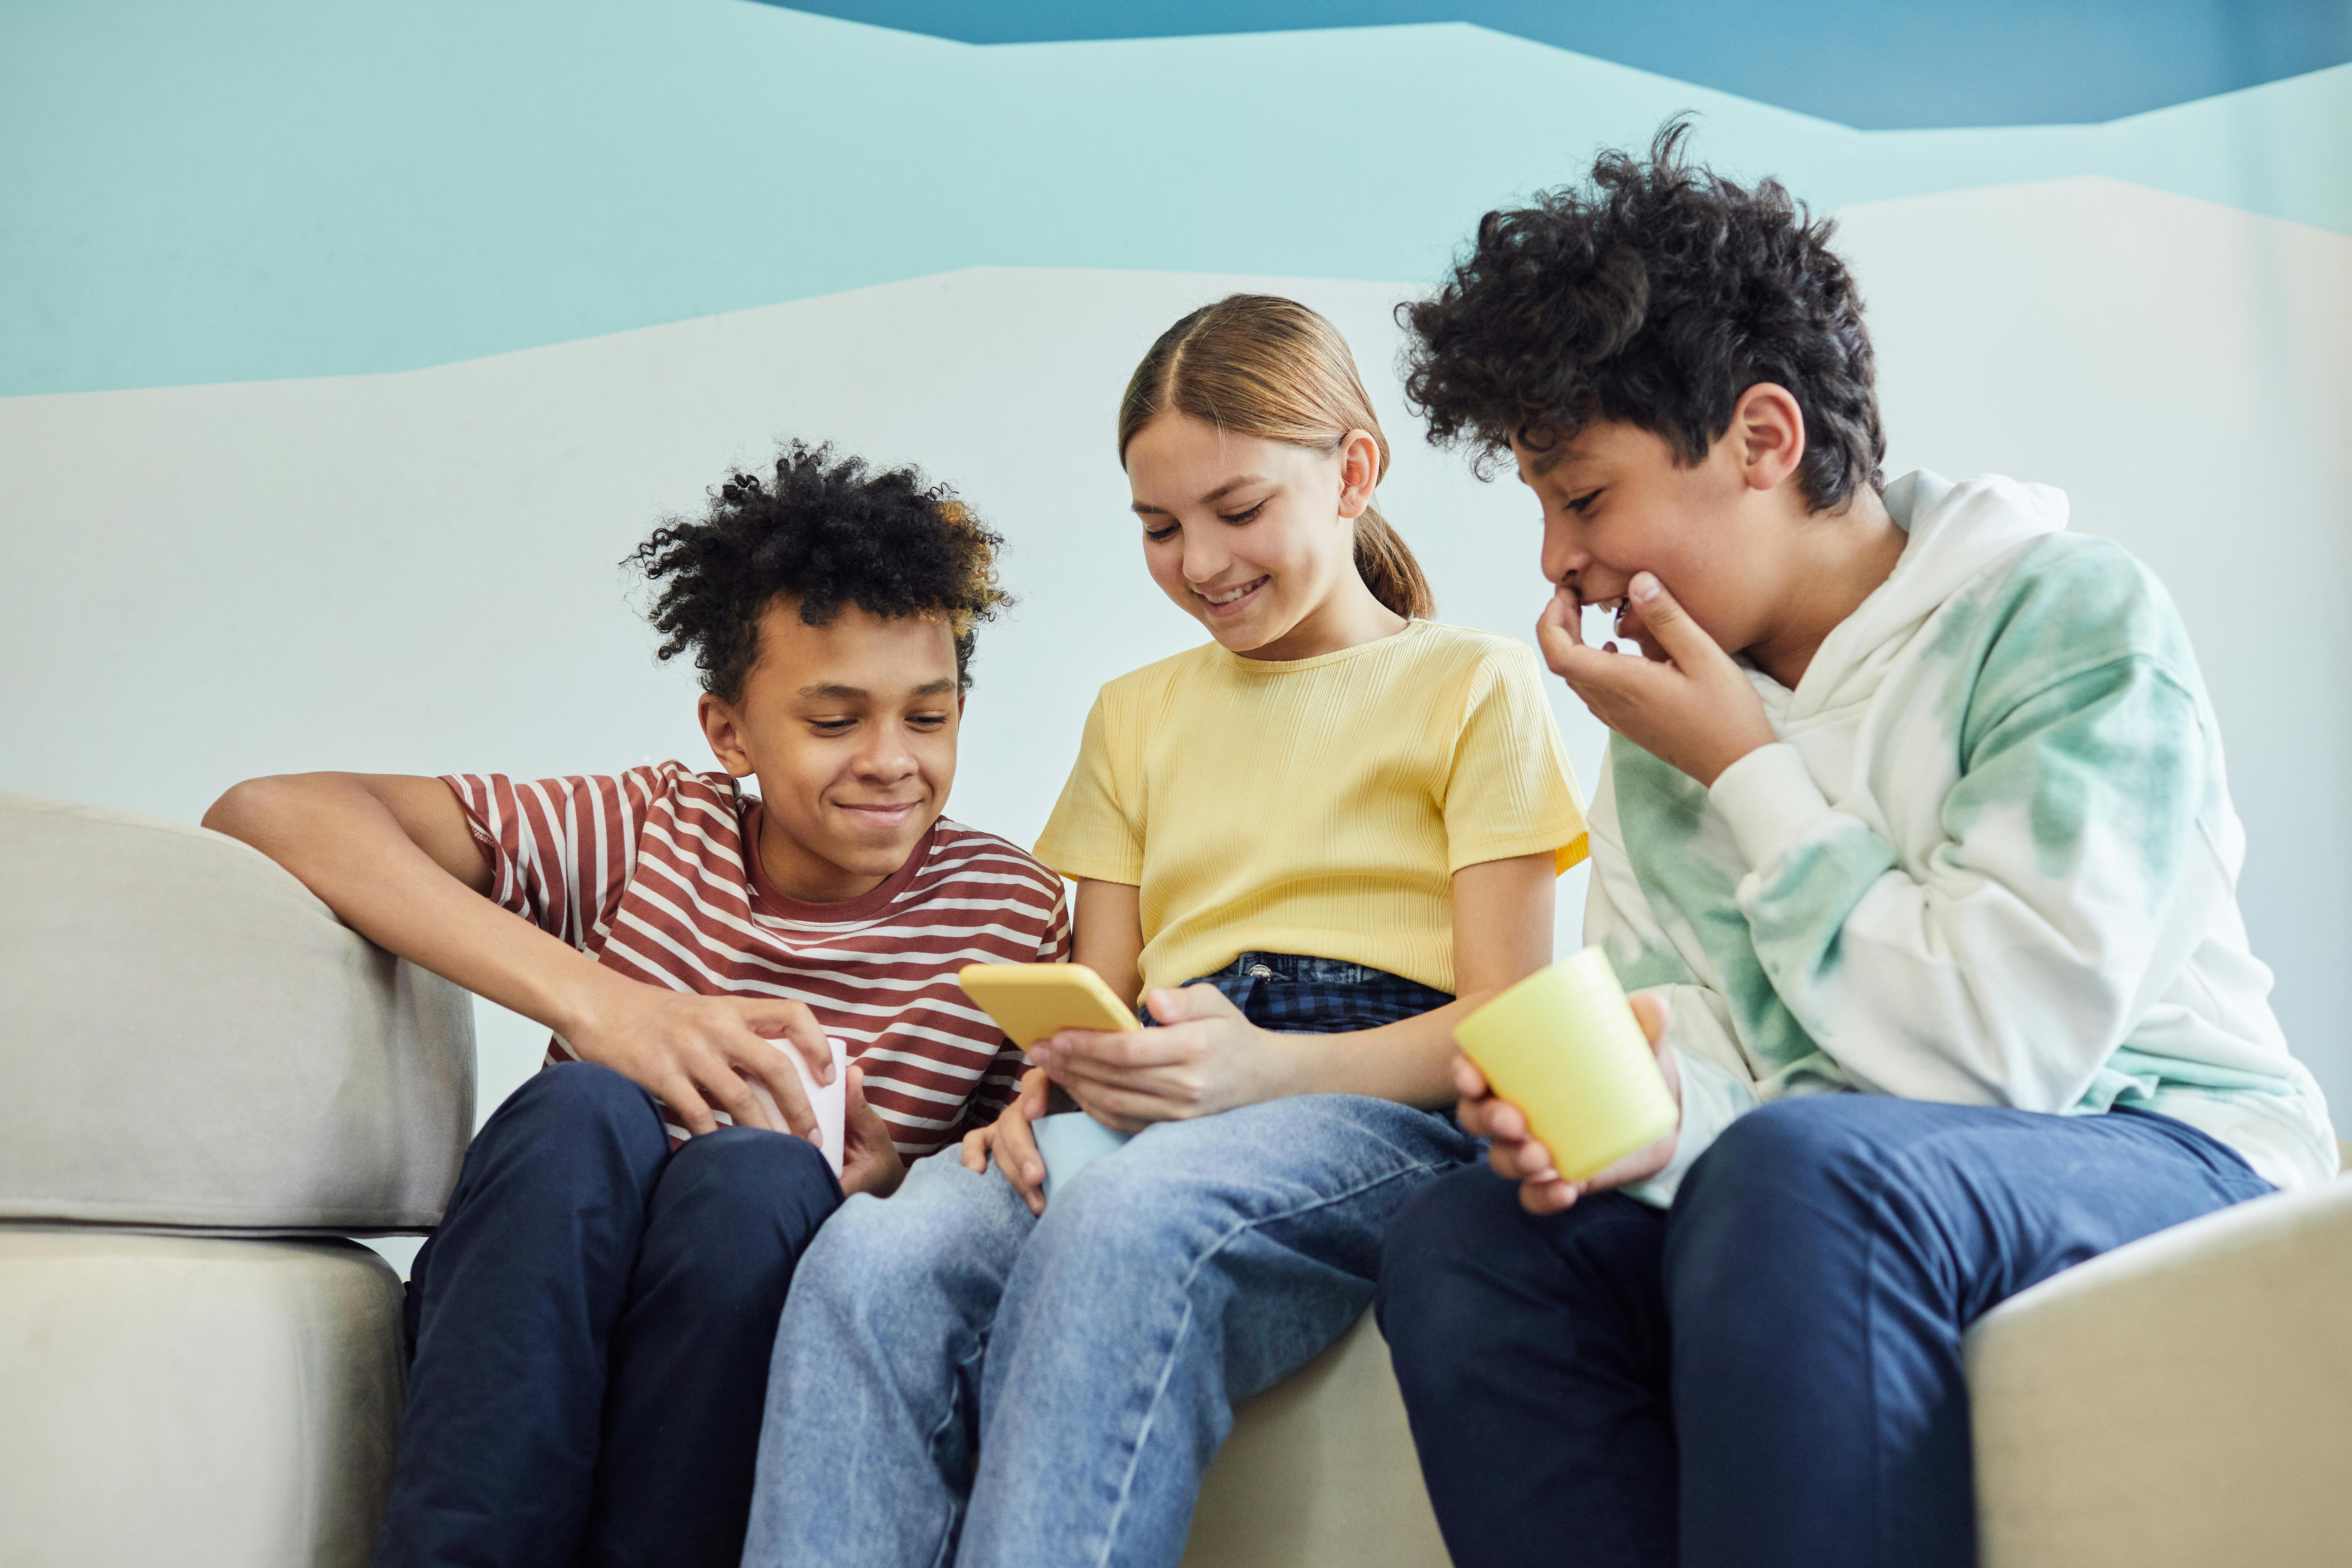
[1376,1094,2273,1568]
[376,1062,842,1568]
[741,954,1475,1568]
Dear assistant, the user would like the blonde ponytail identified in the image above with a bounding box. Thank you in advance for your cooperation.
[1352,506,1434,620]
[1119,295,1435,621]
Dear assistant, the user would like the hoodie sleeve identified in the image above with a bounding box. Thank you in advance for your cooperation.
[1578,759,1761,1208]
[1702,547,2219,1115]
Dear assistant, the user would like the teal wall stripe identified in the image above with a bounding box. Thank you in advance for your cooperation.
[759,0,2352,130]
[3,0,2347,397]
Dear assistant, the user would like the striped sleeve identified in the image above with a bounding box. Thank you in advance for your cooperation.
[439,766,667,953]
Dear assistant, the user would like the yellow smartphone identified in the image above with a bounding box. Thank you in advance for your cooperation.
[958,962,1142,1048]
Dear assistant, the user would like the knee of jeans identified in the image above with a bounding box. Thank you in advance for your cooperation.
[1684,1098,1876,1208]
[791,1172,976,1314]
[1029,1148,1204,1272]
[660,1128,839,1242]
[1376,1168,1510,1350]
[492,1060,659,1142]
[1666,1097,1882,1300]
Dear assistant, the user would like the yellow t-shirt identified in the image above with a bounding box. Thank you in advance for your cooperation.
[1034,619,1588,997]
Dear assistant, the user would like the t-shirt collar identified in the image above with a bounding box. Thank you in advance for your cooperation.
[738,798,938,922]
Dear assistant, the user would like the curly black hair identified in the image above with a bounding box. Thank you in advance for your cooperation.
[1400,118,1885,512]
[629,440,1009,703]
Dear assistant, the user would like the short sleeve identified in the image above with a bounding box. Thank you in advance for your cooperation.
[1034,692,1145,886]
[439,766,668,952]
[1441,645,1589,875]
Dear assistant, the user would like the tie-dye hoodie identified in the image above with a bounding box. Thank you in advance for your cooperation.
[1595,471,2337,1203]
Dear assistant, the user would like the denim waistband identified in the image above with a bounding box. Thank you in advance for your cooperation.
[1204,952,1392,988]
[1157,952,1455,1037]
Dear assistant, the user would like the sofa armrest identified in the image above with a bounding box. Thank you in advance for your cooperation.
[0,792,475,1233]
[1966,1178,2352,1568]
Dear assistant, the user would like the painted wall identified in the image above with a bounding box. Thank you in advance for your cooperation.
[6,5,2349,1238]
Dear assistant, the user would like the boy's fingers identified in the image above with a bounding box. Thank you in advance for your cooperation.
[1523,1178,1578,1216]
[961,1127,992,1173]
[989,1115,1048,1209]
[656,1074,719,1138]
[1629,989,1671,1047]
[1450,1054,1490,1099]
[726,1038,818,1140]
[1535,588,1584,671]
[1626,574,1723,671]
[738,1000,834,1084]
[701,1052,788,1139]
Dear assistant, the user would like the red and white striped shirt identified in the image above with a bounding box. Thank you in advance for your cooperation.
[442,763,1068,1154]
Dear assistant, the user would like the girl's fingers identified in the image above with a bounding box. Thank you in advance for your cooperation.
[1068,1081,1177,1130]
[1041,1027,1193,1069]
[1040,1050,1192,1097]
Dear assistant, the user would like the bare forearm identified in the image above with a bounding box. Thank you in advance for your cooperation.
[1271,995,1483,1108]
[202,774,620,1036]
[1278,852,1561,1107]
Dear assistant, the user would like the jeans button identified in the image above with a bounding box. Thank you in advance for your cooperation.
[1247,964,1275,979]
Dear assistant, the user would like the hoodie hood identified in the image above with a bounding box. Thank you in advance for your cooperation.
[1785,470,2070,721]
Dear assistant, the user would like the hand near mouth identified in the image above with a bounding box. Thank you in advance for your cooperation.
[1536,572,1778,788]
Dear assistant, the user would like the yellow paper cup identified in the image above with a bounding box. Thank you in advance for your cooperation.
[1453,947,1676,1183]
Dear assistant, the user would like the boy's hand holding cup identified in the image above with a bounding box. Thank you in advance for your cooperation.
[1452,948,1682,1216]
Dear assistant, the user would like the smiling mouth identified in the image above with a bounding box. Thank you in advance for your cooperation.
[1576,590,1639,639]
[836,800,923,822]
[1196,576,1268,614]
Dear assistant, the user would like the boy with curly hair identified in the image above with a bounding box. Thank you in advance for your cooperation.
[1374,124,2337,1568]
[204,441,1068,1568]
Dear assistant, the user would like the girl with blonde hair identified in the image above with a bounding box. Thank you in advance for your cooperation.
[743,295,1588,1568]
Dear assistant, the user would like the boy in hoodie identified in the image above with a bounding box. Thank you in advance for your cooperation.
[1374,124,2338,1568]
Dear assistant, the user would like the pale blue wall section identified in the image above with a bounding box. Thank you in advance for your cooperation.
[3,0,2349,394]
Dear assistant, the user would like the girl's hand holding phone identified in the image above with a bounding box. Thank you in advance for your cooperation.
[1028,982,1294,1132]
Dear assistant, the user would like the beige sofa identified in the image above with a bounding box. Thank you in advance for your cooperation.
[3,790,2347,1567]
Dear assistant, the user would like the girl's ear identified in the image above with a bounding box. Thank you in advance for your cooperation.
[1335,428,1381,521]
[699,692,755,777]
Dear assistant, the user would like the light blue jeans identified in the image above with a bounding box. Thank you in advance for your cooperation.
[740,1069,1476,1568]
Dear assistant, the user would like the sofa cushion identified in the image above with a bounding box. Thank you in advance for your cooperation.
[0,1227,407,1568]
[1967,1178,2352,1566]
[0,792,473,1232]
[1183,1310,1449,1568]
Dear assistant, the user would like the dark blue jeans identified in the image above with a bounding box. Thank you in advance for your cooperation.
[1377,1094,2271,1568]
[375,1061,843,1568]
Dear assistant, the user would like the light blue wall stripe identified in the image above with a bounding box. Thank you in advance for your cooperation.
[3,0,2347,397]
